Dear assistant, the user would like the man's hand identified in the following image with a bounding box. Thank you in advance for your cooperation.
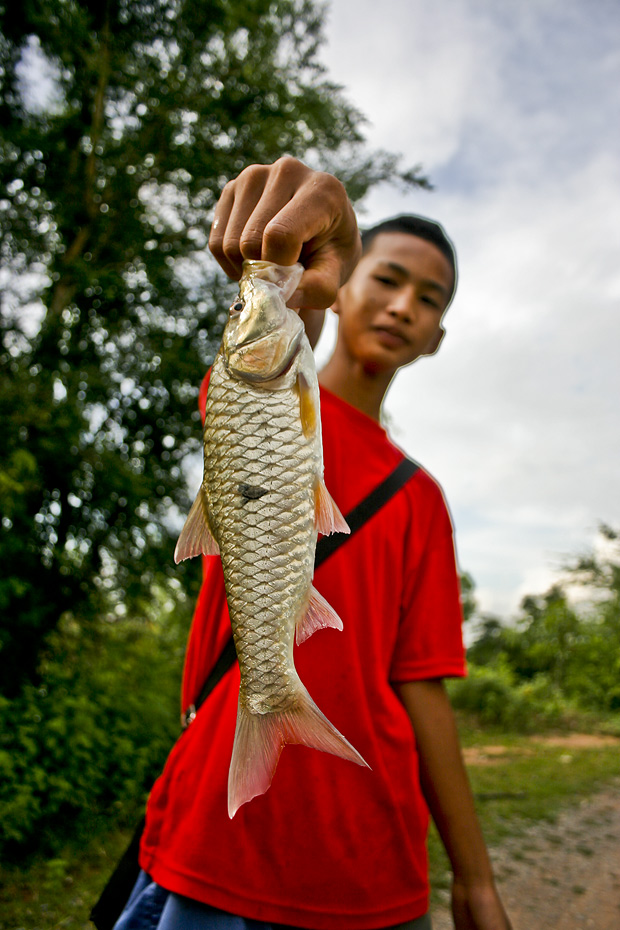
[209,156,361,311]
[451,877,513,930]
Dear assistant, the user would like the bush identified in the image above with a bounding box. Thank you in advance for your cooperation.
[448,663,566,731]
[0,598,188,855]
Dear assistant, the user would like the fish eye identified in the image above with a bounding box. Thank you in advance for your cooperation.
[230,298,244,315]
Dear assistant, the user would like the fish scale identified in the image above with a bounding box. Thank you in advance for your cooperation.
[205,357,315,715]
[174,259,367,817]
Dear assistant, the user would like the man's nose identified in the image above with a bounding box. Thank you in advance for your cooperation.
[386,289,415,322]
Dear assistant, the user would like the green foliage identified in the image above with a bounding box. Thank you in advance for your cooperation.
[459,570,477,623]
[0,589,188,855]
[465,525,620,718]
[0,0,426,695]
[448,664,566,731]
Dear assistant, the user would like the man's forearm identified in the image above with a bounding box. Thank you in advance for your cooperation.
[397,679,493,883]
[397,679,513,929]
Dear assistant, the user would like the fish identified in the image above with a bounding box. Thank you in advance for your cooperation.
[175,259,368,818]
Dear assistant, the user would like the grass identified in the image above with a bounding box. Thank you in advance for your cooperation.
[1,723,619,928]
[0,813,138,930]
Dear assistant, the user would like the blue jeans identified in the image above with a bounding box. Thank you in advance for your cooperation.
[113,870,433,930]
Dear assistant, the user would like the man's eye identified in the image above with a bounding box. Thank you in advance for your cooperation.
[375,275,397,287]
[421,295,439,308]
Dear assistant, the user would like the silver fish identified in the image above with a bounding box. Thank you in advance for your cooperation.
[175,260,368,818]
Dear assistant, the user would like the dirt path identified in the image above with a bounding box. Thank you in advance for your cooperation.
[431,768,620,929]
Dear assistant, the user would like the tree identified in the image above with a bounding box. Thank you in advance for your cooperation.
[459,570,477,623]
[466,525,620,713]
[0,0,427,695]
[557,524,620,710]
[563,523,620,601]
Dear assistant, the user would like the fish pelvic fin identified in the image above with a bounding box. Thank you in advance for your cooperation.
[296,585,344,646]
[314,478,350,536]
[174,487,220,563]
[228,689,369,818]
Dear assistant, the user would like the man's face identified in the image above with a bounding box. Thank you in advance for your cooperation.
[333,231,454,376]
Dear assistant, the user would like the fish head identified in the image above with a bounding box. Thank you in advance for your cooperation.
[223,261,305,383]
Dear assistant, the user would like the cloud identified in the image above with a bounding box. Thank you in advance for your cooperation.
[381,155,620,614]
[324,0,620,185]
[323,0,506,169]
[318,0,620,615]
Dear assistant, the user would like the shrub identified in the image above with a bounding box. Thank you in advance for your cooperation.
[448,663,566,731]
[0,599,188,855]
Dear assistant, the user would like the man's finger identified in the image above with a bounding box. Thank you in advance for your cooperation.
[290,252,343,311]
[209,173,267,279]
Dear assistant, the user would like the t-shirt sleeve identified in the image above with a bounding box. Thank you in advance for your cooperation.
[198,368,211,422]
[390,476,467,682]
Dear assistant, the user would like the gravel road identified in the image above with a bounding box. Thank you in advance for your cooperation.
[431,780,620,930]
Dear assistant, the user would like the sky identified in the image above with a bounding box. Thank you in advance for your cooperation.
[13,1,619,620]
[314,0,620,617]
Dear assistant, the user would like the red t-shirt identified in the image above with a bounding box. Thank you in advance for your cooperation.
[140,380,466,929]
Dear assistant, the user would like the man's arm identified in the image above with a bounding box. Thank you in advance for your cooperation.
[397,679,513,930]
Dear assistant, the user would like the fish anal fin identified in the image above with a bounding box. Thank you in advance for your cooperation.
[296,371,317,439]
[296,585,343,645]
[228,689,369,819]
[314,478,350,536]
[174,488,220,563]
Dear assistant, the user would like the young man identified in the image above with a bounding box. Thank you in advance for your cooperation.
[116,157,512,930]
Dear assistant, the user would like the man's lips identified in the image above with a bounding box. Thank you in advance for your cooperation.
[373,325,409,348]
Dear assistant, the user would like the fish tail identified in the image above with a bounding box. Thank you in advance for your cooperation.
[228,688,369,818]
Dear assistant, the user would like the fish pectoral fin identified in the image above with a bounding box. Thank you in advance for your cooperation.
[228,689,369,819]
[296,585,344,645]
[314,478,350,536]
[296,371,317,439]
[174,488,220,563]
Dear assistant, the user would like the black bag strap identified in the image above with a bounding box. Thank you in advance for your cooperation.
[90,815,147,930]
[187,455,419,722]
[180,636,237,729]
[314,456,419,568]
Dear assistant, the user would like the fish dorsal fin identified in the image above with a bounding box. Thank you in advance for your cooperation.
[314,478,350,537]
[296,585,344,645]
[174,488,220,562]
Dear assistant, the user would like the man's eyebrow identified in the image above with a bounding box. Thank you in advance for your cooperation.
[382,261,449,296]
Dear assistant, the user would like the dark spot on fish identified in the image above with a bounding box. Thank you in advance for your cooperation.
[238,483,269,502]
